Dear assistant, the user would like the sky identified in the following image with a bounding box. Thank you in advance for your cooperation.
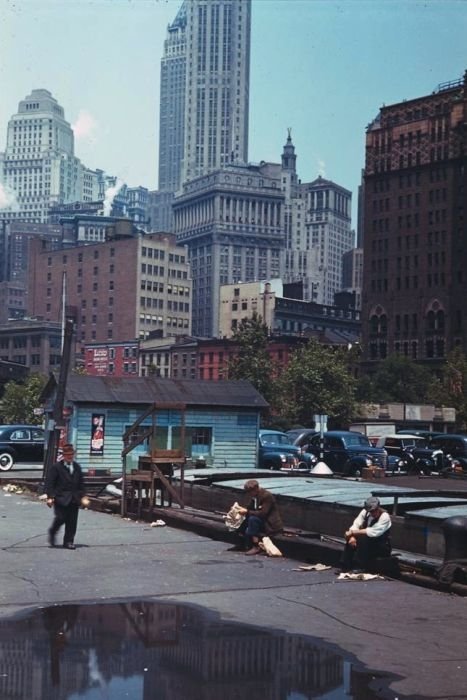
[1,0,466,224]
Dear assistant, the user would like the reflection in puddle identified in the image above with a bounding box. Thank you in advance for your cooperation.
[0,601,392,699]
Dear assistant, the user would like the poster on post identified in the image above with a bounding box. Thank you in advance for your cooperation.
[90,414,105,455]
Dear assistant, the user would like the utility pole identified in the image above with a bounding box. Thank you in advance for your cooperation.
[42,318,74,483]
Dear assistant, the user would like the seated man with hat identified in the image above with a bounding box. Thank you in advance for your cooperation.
[236,479,283,555]
[341,496,392,573]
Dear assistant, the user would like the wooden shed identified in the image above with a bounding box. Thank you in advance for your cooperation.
[40,374,268,473]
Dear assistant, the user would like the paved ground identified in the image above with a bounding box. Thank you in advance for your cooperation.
[1,486,466,699]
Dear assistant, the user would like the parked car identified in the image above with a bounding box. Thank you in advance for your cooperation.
[376,434,430,474]
[0,424,45,471]
[410,433,467,475]
[306,430,388,476]
[258,429,316,472]
[396,429,442,444]
[287,428,318,450]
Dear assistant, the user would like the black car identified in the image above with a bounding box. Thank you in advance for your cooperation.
[0,424,45,471]
[287,428,318,451]
[410,434,467,474]
[306,430,388,476]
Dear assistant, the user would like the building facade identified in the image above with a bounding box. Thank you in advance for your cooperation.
[281,134,354,306]
[1,221,62,284]
[0,319,63,375]
[342,247,363,310]
[157,0,251,231]
[158,3,187,193]
[158,0,251,193]
[219,278,360,343]
[84,341,139,376]
[173,161,285,336]
[361,73,467,368]
[27,233,192,359]
[0,90,86,224]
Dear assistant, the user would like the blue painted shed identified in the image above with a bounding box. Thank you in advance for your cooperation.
[41,374,268,473]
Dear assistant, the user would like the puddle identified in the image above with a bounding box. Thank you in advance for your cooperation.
[0,601,397,699]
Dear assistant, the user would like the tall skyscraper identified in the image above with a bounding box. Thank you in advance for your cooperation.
[158,0,251,193]
[361,72,467,368]
[173,161,284,337]
[280,134,354,306]
[0,89,88,225]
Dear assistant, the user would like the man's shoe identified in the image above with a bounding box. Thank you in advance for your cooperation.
[63,543,76,550]
[48,532,56,547]
[245,546,261,556]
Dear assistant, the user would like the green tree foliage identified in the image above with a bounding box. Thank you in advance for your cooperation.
[0,373,47,425]
[277,340,356,428]
[427,348,467,430]
[356,354,436,404]
[228,313,276,404]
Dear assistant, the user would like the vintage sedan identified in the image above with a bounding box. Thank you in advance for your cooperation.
[258,429,316,472]
[0,424,45,471]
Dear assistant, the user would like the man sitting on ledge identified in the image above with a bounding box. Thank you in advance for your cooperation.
[237,479,283,555]
[341,496,392,573]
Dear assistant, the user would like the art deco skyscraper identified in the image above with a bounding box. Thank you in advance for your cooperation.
[158,0,251,192]
[0,89,85,224]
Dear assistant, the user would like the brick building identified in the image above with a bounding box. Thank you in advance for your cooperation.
[27,233,192,361]
[362,72,467,369]
[84,341,139,376]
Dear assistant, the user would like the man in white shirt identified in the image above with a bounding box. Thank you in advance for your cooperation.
[341,496,392,573]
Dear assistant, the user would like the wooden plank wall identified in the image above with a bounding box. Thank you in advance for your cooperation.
[70,405,259,472]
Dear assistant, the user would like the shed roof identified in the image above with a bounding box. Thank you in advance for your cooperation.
[42,374,269,410]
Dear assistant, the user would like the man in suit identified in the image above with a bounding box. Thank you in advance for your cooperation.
[237,479,283,555]
[46,443,87,550]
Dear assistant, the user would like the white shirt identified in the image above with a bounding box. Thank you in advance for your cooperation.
[64,461,74,475]
[350,508,391,538]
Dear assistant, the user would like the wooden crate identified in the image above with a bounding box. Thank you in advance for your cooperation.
[362,467,386,479]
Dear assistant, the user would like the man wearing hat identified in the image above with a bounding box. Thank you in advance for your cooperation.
[341,496,392,572]
[236,479,283,555]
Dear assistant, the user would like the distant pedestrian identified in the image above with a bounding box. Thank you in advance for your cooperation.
[341,496,391,573]
[236,479,283,555]
[45,443,88,550]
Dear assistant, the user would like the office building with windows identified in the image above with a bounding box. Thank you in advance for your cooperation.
[156,0,251,229]
[361,73,467,368]
[27,233,192,360]
[0,90,87,224]
[173,160,284,337]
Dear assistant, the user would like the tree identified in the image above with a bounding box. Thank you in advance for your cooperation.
[228,313,276,404]
[277,340,356,428]
[427,348,467,430]
[356,354,436,404]
[0,373,47,425]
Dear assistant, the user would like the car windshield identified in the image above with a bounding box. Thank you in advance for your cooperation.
[341,434,371,447]
[261,433,292,446]
[409,438,428,448]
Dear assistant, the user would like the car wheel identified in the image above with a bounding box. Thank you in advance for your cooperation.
[266,463,278,471]
[0,452,14,471]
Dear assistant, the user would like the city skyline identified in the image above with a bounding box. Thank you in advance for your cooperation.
[1,0,466,221]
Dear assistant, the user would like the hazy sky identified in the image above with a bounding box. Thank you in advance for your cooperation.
[1,0,466,222]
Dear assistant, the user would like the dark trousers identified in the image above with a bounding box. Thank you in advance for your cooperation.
[49,503,79,545]
[342,535,391,572]
[234,515,265,549]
